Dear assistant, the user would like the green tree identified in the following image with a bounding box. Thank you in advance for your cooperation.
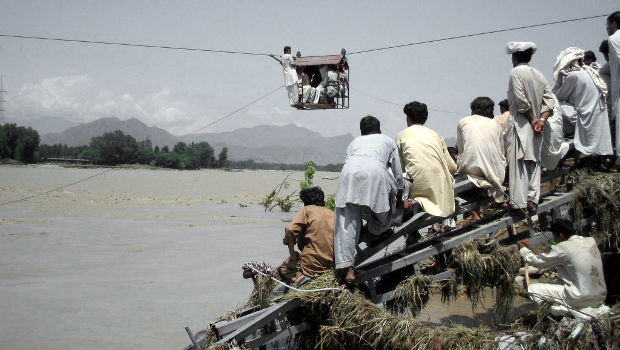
[0,123,40,162]
[88,130,138,165]
[173,142,187,154]
[217,147,228,168]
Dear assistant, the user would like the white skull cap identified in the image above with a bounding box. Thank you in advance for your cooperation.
[506,42,537,54]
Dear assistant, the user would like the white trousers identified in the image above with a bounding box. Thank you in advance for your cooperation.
[508,157,540,209]
[286,84,299,105]
[334,203,391,269]
[528,283,570,316]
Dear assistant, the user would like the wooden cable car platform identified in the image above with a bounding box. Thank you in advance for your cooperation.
[183,161,580,350]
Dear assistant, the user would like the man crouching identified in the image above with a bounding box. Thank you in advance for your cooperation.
[277,186,335,287]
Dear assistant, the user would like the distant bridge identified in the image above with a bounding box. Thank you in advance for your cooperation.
[45,157,93,164]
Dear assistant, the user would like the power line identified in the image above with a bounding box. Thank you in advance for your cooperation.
[0,33,270,56]
[189,84,283,135]
[0,84,283,206]
[352,87,464,116]
[0,13,608,58]
[348,13,609,55]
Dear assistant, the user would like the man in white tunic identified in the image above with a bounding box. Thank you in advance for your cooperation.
[541,94,570,170]
[607,12,620,163]
[456,97,506,212]
[599,40,615,149]
[518,219,608,318]
[552,47,612,158]
[270,46,299,105]
[334,116,405,283]
[397,101,457,218]
[494,99,510,132]
[505,42,555,213]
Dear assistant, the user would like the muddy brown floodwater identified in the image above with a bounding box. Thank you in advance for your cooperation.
[0,164,533,350]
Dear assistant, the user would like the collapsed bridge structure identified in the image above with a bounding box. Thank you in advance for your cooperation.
[183,161,619,350]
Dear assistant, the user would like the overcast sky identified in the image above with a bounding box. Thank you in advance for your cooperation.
[0,1,617,139]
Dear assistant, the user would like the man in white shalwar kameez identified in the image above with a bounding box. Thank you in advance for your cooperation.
[518,219,608,318]
[541,94,570,170]
[334,116,405,283]
[456,97,506,208]
[270,46,299,105]
[552,47,612,157]
[505,42,555,213]
[607,12,620,164]
[397,101,457,218]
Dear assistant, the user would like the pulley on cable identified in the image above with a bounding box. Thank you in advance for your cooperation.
[271,48,349,110]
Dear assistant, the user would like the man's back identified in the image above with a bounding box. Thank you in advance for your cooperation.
[457,115,505,189]
[524,235,607,308]
[396,125,456,217]
[507,64,554,161]
[335,134,402,213]
[555,236,607,307]
[285,205,334,277]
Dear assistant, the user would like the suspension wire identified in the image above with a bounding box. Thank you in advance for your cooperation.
[189,84,283,135]
[351,87,464,115]
[0,84,284,206]
[348,14,609,55]
[0,34,270,56]
[0,168,115,206]
[1,14,608,58]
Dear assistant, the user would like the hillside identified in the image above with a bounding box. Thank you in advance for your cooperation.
[39,117,353,165]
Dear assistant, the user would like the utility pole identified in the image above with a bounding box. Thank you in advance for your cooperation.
[0,75,6,124]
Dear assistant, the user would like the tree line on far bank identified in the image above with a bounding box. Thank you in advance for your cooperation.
[0,123,343,171]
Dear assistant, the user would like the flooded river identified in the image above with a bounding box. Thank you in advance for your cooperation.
[0,165,340,350]
[0,165,520,350]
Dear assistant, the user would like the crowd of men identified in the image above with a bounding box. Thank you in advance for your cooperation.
[264,12,619,318]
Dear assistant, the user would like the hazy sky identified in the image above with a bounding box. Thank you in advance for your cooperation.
[0,1,617,139]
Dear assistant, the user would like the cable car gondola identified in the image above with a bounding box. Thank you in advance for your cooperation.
[293,52,349,110]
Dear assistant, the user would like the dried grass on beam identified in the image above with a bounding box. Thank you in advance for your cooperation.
[451,240,521,324]
[560,169,620,251]
[385,275,431,317]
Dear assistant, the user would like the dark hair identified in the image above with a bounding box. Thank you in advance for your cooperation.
[360,115,381,135]
[512,48,533,63]
[499,99,509,112]
[447,146,458,156]
[550,218,575,239]
[599,40,609,56]
[608,11,620,27]
[470,97,495,118]
[403,101,428,125]
[284,46,291,53]
[584,51,596,63]
[299,186,325,206]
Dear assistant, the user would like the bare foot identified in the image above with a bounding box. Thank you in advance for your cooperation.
[344,267,355,282]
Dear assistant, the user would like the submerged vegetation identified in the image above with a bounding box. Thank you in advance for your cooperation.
[260,161,320,212]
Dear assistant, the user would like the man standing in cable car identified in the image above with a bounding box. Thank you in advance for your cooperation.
[270,46,299,106]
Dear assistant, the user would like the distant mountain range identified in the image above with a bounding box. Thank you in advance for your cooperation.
[7,116,456,165]
[34,117,352,165]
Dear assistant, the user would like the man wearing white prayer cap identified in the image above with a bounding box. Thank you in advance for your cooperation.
[505,41,555,213]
